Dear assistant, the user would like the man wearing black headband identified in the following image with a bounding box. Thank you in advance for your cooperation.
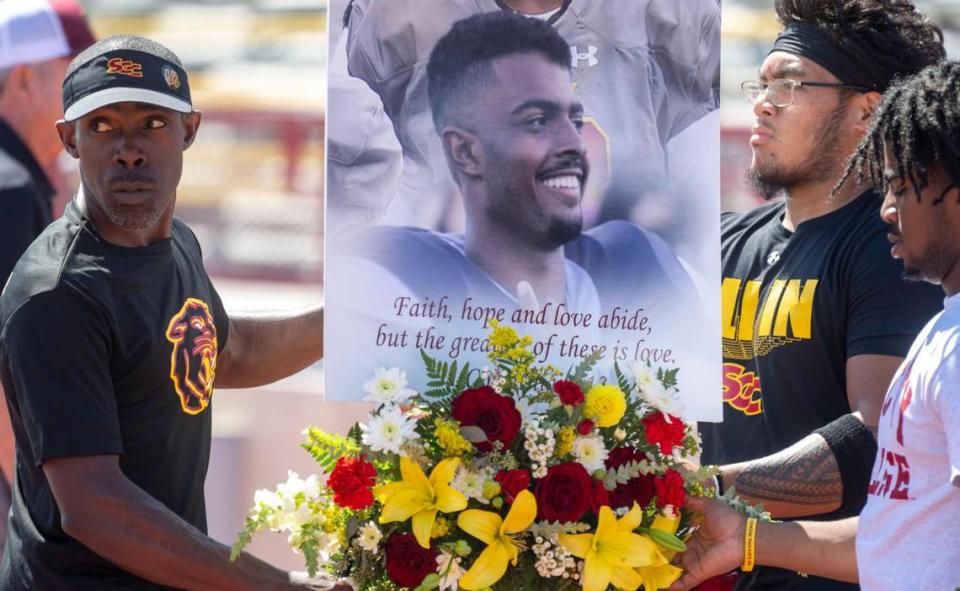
[0,36,345,590]
[669,58,960,591]
[699,1,945,589]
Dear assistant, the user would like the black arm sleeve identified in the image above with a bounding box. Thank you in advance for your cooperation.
[814,413,878,514]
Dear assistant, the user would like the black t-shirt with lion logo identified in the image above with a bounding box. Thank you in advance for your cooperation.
[0,199,228,590]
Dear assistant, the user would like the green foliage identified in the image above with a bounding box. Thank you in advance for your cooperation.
[657,367,680,389]
[601,459,656,490]
[614,362,633,394]
[718,487,772,521]
[566,348,604,383]
[420,350,473,402]
[230,506,270,561]
[297,521,326,577]
[302,427,360,473]
[347,423,364,445]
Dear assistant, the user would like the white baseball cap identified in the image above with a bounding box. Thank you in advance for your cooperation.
[0,0,96,70]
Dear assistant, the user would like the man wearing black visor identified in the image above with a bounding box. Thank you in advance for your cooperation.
[0,35,346,590]
[699,1,945,589]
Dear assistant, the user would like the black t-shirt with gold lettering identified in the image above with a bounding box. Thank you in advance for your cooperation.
[0,200,229,590]
[700,190,942,591]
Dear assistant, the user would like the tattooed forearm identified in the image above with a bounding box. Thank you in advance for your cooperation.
[734,434,842,505]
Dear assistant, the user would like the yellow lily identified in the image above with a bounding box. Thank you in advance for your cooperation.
[559,503,663,591]
[375,456,467,548]
[635,513,683,590]
[457,489,537,590]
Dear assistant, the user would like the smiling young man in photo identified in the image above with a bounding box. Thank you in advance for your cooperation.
[340,11,695,313]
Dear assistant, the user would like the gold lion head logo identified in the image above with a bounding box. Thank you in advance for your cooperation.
[165,298,218,414]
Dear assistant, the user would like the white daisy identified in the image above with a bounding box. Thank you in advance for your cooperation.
[361,405,420,454]
[356,522,383,553]
[362,367,417,405]
[572,435,608,474]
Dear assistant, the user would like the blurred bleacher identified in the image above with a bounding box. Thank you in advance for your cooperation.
[83,0,327,282]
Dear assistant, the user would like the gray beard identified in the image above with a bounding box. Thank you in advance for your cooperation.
[105,203,165,230]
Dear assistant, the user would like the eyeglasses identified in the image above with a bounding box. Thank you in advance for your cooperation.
[740,79,872,107]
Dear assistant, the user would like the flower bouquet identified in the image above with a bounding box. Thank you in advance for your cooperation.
[233,322,715,591]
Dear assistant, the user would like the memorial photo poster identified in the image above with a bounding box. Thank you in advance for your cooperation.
[324,0,723,421]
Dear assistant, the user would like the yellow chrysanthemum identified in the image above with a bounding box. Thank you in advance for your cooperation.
[583,384,627,427]
[555,426,576,457]
[435,419,473,456]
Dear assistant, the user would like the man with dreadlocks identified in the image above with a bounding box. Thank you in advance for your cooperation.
[668,60,960,591]
[699,1,946,589]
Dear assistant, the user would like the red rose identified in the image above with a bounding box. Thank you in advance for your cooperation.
[451,386,522,452]
[495,469,531,504]
[385,533,438,588]
[535,462,593,522]
[328,456,377,510]
[655,469,686,509]
[577,418,595,435]
[591,478,610,515]
[553,380,585,405]
[642,411,687,455]
[605,447,656,510]
[692,573,739,591]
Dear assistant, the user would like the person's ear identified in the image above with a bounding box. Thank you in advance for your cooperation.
[182,111,202,150]
[852,91,883,132]
[441,126,483,179]
[55,120,78,159]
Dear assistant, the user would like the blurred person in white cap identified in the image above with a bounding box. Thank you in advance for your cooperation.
[0,0,95,551]
[0,0,95,284]
[0,34,347,590]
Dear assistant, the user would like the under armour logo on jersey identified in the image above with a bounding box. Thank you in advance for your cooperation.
[766,251,781,266]
[570,45,599,68]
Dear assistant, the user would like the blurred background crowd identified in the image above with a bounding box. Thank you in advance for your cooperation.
[33,0,960,571]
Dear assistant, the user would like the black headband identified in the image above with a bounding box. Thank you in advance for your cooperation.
[771,22,881,91]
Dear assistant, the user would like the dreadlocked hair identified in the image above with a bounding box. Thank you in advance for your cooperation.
[776,0,944,92]
[837,60,960,204]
